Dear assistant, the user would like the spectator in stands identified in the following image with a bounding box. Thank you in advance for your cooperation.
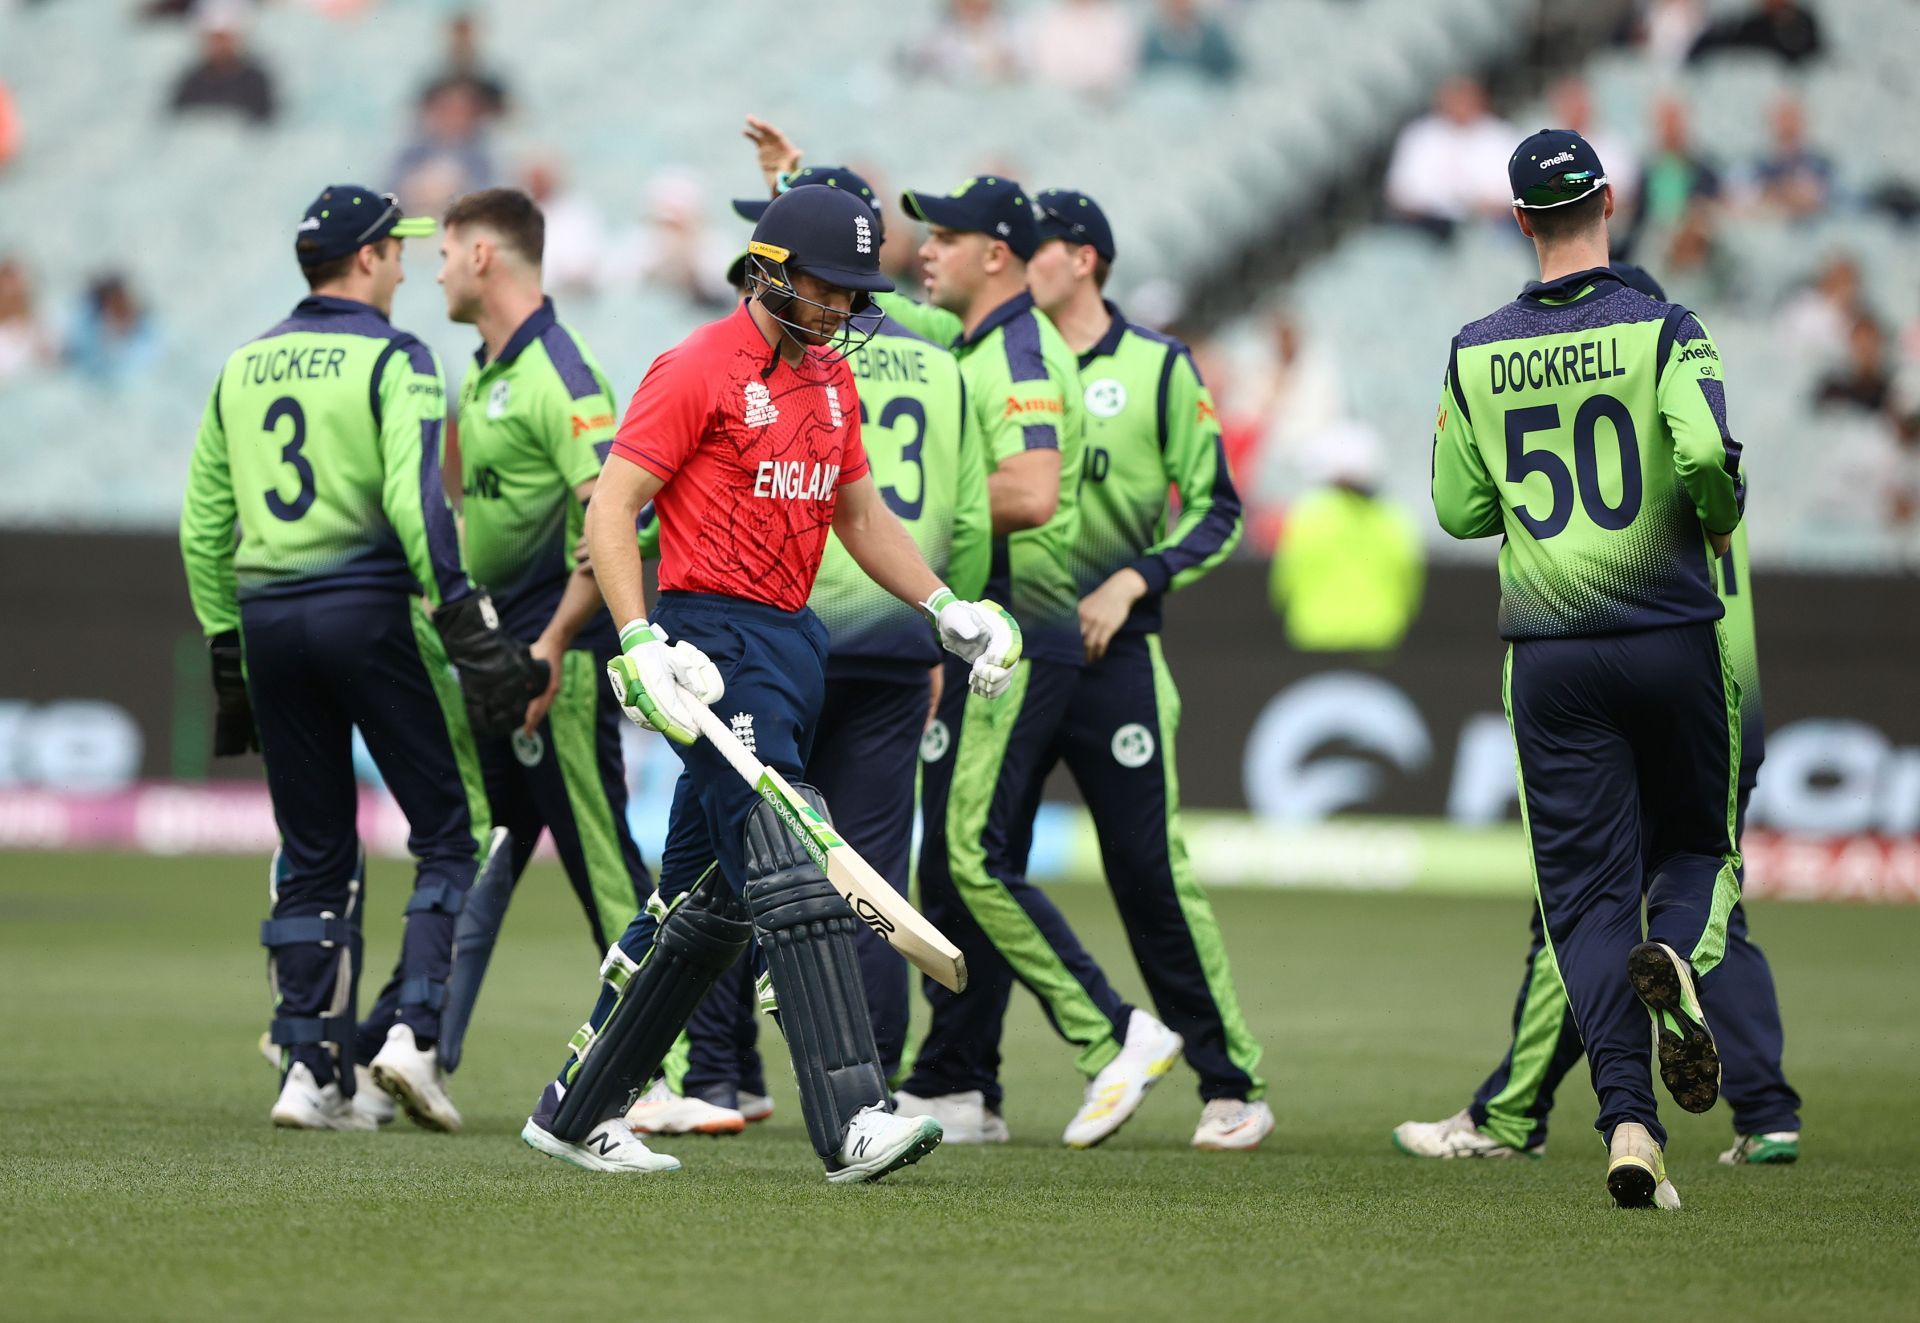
[0,78,18,170]
[1663,198,1738,308]
[1268,422,1425,655]
[907,0,1020,85]
[0,259,54,384]
[1383,77,1517,238]
[1751,95,1833,220]
[168,4,277,126]
[65,273,161,390]
[1813,315,1893,414]
[1780,254,1864,355]
[605,169,734,311]
[1636,0,1709,69]
[1139,0,1240,83]
[1236,310,1347,550]
[1689,0,1822,66]
[418,11,510,122]
[1636,97,1719,235]
[522,156,604,298]
[1024,0,1140,101]
[390,82,495,217]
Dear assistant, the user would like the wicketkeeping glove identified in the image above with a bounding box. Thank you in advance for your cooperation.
[207,630,259,757]
[922,588,1023,699]
[606,618,725,745]
[432,592,550,740]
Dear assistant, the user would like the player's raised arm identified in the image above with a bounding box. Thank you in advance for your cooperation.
[1657,310,1744,551]
[1430,344,1502,539]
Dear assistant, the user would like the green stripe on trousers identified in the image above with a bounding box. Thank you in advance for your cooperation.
[947,660,1121,1076]
[1479,942,1569,1149]
[1145,635,1267,1098]
[409,601,491,856]
[549,649,645,943]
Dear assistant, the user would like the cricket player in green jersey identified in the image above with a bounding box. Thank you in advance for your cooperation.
[1430,131,1746,1209]
[180,184,544,1134]
[1023,188,1271,1150]
[631,158,995,1139]
[436,187,652,954]
[1396,266,1801,1169]
[883,173,1184,1149]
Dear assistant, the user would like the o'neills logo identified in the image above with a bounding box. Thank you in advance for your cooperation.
[1004,395,1064,417]
[1539,151,1576,169]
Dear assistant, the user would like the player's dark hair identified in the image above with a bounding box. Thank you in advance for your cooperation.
[1524,188,1607,244]
[1093,256,1112,290]
[299,236,397,291]
[444,187,545,266]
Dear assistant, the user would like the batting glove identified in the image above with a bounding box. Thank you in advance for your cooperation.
[606,618,724,745]
[922,588,1023,699]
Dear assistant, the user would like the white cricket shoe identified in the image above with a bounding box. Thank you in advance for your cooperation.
[894,1089,1009,1145]
[260,1032,393,1126]
[1392,1109,1544,1159]
[826,1105,943,1184]
[522,1116,682,1173]
[626,1080,746,1136]
[1063,1009,1184,1149]
[370,1024,462,1133]
[1607,1121,1681,1210]
[1193,1098,1276,1151]
[1720,1131,1801,1165]
[739,1091,774,1124]
[270,1062,377,1132]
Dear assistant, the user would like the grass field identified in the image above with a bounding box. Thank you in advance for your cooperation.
[3,852,1917,1322]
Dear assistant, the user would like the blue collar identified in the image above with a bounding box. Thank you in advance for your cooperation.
[958,289,1038,349]
[1519,266,1623,304]
[1078,299,1129,368]
[475,296,558,368]
[293,294,390,322]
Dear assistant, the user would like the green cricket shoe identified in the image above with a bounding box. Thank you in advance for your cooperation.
[1720,1131,1800,1165]
[1628,941,1720,1113]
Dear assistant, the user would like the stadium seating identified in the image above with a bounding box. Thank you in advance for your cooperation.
[0,0,1527,529]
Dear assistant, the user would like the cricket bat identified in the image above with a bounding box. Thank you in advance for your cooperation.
[684,699,968,994]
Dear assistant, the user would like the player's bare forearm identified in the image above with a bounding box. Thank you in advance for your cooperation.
[988,450,1061,534]
[539,565,605,653]
[834,473,945,607]
[586,455,665,628]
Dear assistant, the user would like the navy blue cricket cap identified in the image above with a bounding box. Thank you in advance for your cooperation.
[734,165,885,241]
[900,175,1040,261]
[749,186,893,293]
[295,184,435,267]
[1035,188,1116,262]
[1508,130,1609,211]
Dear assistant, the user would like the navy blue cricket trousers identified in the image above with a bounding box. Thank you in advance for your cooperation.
[1505,621,1742,1147]
[243,587,481,1089]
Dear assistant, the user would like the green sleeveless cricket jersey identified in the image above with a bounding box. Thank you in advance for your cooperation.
[180,294,471,635]
[1432,266,1743,640]
[455,298,619,641]
[1071,302,1241,633]
[812,314,990,674]
[877,290,1086,665]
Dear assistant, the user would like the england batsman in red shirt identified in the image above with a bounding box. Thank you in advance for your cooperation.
[521,187,1019,1182]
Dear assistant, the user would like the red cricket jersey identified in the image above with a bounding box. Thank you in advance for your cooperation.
[610,303,869,611]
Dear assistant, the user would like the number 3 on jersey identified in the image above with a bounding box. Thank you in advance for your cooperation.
[859,395,926,520]
[1503,392,1640,538]
[262,395,316,521]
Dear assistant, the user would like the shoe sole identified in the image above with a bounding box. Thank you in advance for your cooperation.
[1065,1039,1184,1150]
[521,1120,682,1173]
[630,1115,747,1137]
[371,1061,462,1134]
[1607,1156,1658,1209]
[826,1119,944,1185]
[1628,942,1720,1114]
[1195,1119,1276,1152]
[1389,1129,1543,1160]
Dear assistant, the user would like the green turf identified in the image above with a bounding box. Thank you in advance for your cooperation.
[2,853,1916,1322]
